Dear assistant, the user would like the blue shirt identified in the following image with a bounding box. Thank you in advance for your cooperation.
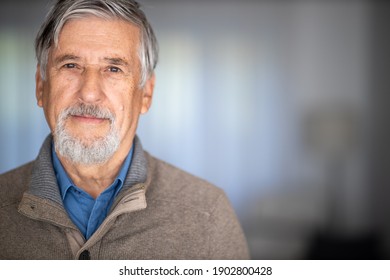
[52,144,133,240]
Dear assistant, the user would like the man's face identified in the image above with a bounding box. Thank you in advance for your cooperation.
[36,17,154,164]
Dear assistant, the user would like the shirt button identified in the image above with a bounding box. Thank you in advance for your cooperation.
[79,250,91,260]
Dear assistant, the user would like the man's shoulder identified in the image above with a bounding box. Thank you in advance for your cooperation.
[0,162,34,207]
[144,152,226,212]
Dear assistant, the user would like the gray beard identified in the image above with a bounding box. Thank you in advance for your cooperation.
[53,104,120,165]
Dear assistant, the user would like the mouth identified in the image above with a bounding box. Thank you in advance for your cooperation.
[71,114,109,124]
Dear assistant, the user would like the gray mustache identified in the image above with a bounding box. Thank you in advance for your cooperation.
[64,103,115,122]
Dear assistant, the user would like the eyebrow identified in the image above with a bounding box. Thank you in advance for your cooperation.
[103,57,130,67]
[53,54,131,68]
[54,54,81,65]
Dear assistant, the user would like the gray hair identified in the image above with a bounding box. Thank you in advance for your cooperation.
[35,0,158,87]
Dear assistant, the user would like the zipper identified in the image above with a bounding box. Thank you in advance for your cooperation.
[75,183,147,258]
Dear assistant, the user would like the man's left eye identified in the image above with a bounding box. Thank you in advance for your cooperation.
[108,66,121,73]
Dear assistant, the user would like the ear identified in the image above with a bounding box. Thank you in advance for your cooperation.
[140,73,155,114]
[35,65,44,108]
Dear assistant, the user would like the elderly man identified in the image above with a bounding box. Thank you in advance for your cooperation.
[0,0,249,259]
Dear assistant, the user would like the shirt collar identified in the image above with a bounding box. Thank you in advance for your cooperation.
[52,143,134,200]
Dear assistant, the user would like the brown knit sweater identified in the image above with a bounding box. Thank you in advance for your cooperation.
[0,135,249,259]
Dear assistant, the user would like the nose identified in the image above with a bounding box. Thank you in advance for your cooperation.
[78,67,104,104]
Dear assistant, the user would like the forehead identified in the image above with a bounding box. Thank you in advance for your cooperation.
[53,16,141,60]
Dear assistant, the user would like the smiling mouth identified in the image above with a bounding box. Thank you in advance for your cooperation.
[71,114,109,124]
[61,103,115,126]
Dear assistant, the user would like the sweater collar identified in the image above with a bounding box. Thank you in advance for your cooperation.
[27,134,148,206]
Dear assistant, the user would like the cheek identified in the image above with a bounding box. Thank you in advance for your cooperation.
[111,84,140,114]
[42,104,58,133]
[40,87,57,127]
[43,98,63,129]
[114,95,142,130]
[41,86,74,130]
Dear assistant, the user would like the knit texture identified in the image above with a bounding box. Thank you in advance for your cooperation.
[0,135,249,259]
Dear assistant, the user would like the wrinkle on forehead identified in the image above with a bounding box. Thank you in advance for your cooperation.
[50,16,141,71]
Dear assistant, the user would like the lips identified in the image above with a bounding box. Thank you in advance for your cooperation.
[71,114,108,124]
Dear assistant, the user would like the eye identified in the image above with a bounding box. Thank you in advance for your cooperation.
[108,66,122,73]
[63,63,76,69]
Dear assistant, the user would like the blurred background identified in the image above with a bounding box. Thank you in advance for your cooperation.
[1,0,389,259]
